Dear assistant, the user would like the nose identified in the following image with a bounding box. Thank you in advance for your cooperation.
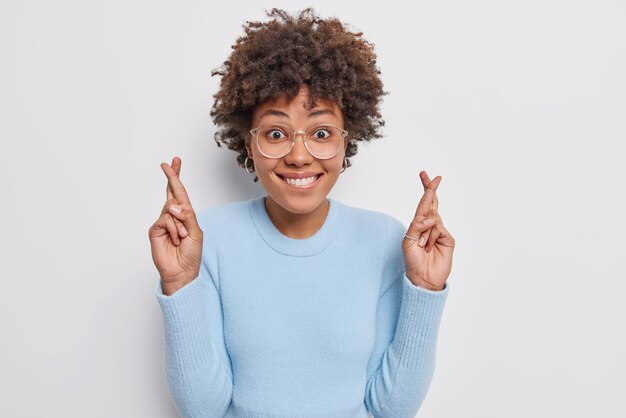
[283,131,314,165]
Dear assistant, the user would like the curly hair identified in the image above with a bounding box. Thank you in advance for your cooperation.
[209,7,387,182]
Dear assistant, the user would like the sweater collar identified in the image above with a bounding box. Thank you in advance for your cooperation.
[249,195,344,256]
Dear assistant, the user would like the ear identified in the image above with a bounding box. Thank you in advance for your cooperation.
[245,137,253,157]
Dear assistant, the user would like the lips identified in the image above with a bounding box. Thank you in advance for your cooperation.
[276,172,323,179]
[277,173,323,188]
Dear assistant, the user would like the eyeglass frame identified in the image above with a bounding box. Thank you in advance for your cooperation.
[248,123,349,160]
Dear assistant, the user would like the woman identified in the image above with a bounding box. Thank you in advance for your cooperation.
[149,8,455,418]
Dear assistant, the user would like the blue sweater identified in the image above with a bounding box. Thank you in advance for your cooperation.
[156,196,449,418]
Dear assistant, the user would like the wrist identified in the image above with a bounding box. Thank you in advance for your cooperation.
[160,272,198,296]
[419,284,445,291]
[406,275,445,291]
[161,280,190,296]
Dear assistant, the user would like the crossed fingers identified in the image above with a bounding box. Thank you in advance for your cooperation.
[407,171,443,251]
[165,157,181,201]
[160,157,192,239]
[413,172,441,220]
[162,157,191,205]
[420,171,438,212]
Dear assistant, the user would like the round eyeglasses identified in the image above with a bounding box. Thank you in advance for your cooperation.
[249,123,349,159]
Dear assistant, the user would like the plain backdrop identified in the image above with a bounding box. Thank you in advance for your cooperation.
[1,0,625,417]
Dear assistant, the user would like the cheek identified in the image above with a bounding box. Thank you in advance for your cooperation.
[321,158,342,175]
[254,157,279,175]
[332,151,347,168]
[249,143,270,170]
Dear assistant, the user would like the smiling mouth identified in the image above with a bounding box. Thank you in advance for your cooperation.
[277,174,323,188]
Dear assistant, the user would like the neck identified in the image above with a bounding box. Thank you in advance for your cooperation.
[264,196,330,239]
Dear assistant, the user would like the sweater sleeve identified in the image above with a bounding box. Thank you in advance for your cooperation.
[155,234,233,417]
[364,217,449,418]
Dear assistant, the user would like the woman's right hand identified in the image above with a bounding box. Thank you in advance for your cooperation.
[148,157,203,295]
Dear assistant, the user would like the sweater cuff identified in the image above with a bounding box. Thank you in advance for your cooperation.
[389,274,449,369]
[155,277,215,376]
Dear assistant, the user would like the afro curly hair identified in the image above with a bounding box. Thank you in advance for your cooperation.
[209,7,388,182]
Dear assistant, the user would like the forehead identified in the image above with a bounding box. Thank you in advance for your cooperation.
[252,85,340,117]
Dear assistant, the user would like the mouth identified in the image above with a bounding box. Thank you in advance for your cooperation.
[277,173,323,189]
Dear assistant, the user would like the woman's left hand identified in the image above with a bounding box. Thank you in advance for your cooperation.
[402,171,455,291]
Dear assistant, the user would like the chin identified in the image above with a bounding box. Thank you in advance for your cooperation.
[275,194,327,215]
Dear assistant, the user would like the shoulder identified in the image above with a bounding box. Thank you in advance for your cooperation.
[196,198,250,223]
[194,197,256,239]
[333,198,407,241]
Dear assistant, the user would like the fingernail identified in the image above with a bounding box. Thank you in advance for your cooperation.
[169,205,181,214]
[418,236,426,246]
[423,218,435,225]
[180,226,188,236]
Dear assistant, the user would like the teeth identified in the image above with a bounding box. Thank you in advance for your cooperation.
[284,175,319,187]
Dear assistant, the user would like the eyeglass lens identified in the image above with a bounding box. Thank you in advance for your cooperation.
[256,124,343,159]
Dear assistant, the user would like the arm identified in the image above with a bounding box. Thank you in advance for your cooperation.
[364,217,449,418]
[156,235,233,417]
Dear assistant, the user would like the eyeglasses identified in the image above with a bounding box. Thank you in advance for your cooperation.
[249,123,349,159]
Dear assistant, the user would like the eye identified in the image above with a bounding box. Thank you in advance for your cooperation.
[265,129,287,141]
[312,128,332,140]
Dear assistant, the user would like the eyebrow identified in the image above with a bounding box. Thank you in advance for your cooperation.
[258,108,338,120]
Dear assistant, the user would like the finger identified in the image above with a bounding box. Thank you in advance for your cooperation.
[419,171,431,190]
[161,198,180,216]
[166,201,201,238]
[165,213,181,246]
[418,207,444,248]
[425,223,442,252]
[433,222,455,249]
[165,157,182,201]
[408,215,438,237]
[413,175,442,220]
[172,156,181,175]
[161,161,191,205]
[148,215,169,239]
[166,157,182,200]
[420,171,439,212]
[417,227,431,248]
[161,198,187,237]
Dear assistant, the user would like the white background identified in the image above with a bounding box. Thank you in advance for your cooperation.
[1,0,625,417]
